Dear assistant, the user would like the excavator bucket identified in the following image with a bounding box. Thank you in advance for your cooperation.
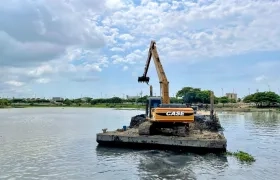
[138,76,150,83]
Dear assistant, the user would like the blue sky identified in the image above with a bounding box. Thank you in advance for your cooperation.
[0,0,280,99]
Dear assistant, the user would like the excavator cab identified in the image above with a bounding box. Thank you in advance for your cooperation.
[145,97,162,118]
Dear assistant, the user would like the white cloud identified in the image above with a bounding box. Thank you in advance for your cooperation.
[118,34,134,41]
[5,80,24,87]
[35,78,51,84]
[110,47,124,52]
[105,0,126,10]
[71,76,99,82]
[102,0,280,63]
[123,66,128,71]
[1,0,280,96]
[255,75,267,83]
[27,64,54,77]
[84,64,102,72]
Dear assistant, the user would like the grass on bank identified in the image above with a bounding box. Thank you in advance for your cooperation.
[226,150,256,163]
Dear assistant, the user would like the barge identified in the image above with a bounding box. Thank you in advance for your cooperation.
[96,111,227,154]
[96,41,227,153]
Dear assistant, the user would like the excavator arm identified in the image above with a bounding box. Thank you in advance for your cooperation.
[138,41,170,104]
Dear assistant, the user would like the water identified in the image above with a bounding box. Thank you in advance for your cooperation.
[0,108,279,180]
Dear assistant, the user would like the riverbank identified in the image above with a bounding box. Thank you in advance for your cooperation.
[215,107,280,112]
[1,104,279,112]
[0,104,146,109]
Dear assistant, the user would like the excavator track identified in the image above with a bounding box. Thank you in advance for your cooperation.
[138,121,189,137]
[138,121,153,135]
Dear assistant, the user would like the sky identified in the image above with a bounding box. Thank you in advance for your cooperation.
[0,0,280,99]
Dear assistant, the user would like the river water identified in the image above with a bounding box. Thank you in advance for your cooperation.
[0,108,279,180]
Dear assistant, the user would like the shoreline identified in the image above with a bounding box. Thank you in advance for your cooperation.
[215,108,279,112]
[1,105,279,112]
[0,104,146,110]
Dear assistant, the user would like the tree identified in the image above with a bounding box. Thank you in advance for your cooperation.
[109,97,122,104]
[170,97,183,103]
[197,90,211,103]
[64,99,72,106]
[83,97,92,103]
[243,91,280,107]
[73,98,82,104]
[219,96,229,107]
[176,87,201,98]
[0,99,10,106]
[137,96,148,104]
[243,94,253,103]
[176,87,215,104]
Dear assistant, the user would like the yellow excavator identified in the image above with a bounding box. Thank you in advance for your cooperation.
[137,40,195,136]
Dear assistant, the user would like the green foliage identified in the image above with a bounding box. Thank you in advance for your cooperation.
[91,97,123,104]
[227,151,256,163]
[176,87,214,104]
[64,99,72,106]
[137,96,148,104]
[219,96,229,106]
[3,88,279,109]
[0,98,10,107]
[176,87,200,98]
[170,97,183,103]
[243,91,280,107]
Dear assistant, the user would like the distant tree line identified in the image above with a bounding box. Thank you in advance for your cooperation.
[0,96,183,107]
[1,86,279,108]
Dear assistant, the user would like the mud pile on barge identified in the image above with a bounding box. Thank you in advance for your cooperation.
[96,111,227,154]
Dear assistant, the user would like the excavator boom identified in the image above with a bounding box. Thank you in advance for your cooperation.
[137,40,195,137]
[138,41,170,104]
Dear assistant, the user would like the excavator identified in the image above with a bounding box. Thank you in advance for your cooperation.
[136,40,195,136]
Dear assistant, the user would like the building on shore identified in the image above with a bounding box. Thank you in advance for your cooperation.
[52,97,64,101]
[126,95,140,100]
[225,93,237,101]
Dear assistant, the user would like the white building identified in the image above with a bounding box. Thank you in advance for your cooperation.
[52,97,64,101]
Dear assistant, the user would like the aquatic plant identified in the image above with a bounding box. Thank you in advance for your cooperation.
[226,150,256,163]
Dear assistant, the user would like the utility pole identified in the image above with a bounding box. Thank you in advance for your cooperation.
[210,91,214,120]
[150,85,153,97]
[221,88,224,96]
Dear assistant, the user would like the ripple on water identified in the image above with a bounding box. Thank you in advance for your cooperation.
[0,108,280,180]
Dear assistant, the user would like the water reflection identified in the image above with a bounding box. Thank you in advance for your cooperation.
[218,111,280,128]
[248,112,280,127]
[95,146,228,180]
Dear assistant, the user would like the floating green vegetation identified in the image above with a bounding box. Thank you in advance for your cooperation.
[226,150,256,163]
